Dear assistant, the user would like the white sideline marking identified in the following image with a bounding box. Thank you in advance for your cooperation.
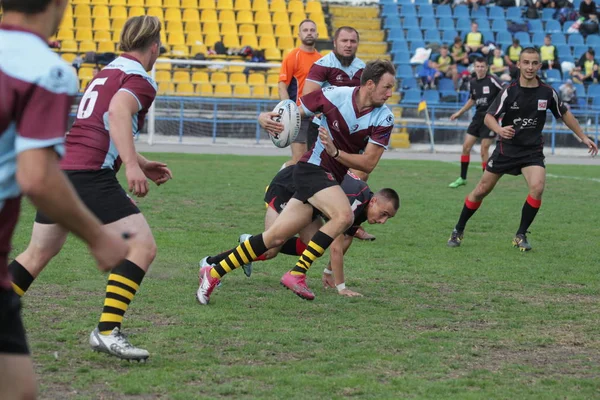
[546,174,600,183]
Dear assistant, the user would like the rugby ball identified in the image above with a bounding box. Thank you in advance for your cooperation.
[269,99,301,148]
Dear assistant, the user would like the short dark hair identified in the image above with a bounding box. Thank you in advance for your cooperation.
[334,26,360,42]
[375,188,400,210]
[360,59,396,86]
[298,19,316,30]
[513,38,520,45]
[441,44,449,50]
[519,47,540,59]
[474,57,487,64]
[1,0,52,13]
[589,49,596,56]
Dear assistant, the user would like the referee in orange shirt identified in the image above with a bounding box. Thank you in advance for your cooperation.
[278,19,321,167]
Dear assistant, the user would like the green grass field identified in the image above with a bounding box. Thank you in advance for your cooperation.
[12,153,600,399]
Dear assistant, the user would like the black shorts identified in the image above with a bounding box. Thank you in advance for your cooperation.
[292,162,339,203]
[467,115,496,139]
[486,148,545,176]
[0,287,29,355]
[265,167,321,220]
[35,169,140,225]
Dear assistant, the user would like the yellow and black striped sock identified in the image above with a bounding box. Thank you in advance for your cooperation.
[98,260,145,335]
[291,230,334,276]
[210,234,267,279]
[9,260,34,297]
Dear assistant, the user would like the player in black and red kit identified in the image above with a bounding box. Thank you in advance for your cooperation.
[447,48,598,251]
[448,57,504,188]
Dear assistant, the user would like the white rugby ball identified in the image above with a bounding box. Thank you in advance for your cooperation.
[269,99,301,148]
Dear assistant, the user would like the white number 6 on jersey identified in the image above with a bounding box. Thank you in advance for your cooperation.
[77,78,108,119]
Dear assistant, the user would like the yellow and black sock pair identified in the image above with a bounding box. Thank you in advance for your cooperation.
[291,230,334,276]
[210,234,267,279]
[98,260,145,335]
[9,260,34,297]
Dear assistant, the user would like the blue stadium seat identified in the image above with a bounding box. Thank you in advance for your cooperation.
[382,4,399,16]
[496,31,512,48]
[453,5,469,19]
[392,40,409,52]
[388,26,405,41]
[401,89,421,103]
[591,95,600,110]
[438,17,455,31]
[545,69,562,82]
[588,83,600,97]
[546,20,562,33]
[409,40,426,53]
[423,90,440,105]
[568,34,585,46]
[492,19,508,33]
[425,29,441,43]
[488,6,505,20]
[572,0,582,8]
[436,4,452,18]
[515,32,531,46]
[397,0,412,4]
[529,20,544,34]
[506,7,523,21]
[384,17,401,29]
[541,8,555,22]
[456,18,471,32]
[551,32,566,45]
[394,51,411,65]
[400,4,417,17]
[400,77,418,90]
[397,65,415,79]
[587,35,600,46]
[403,18,420,30]
[414,0,429,5]
[471,7,487,19]
[438,78,457,101]
[442,30,459,44]
[574,83,586,97]
[407,29,423,41]
[475,19,491,33]
[532,32,546,45]
[418,4,434,18]
[573,44,588,58]
[557,44,573,61]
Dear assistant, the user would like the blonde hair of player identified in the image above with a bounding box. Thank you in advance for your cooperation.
[118,15,162,71]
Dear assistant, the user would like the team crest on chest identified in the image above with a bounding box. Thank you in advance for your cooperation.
[332,120,340,131]
[537,100,547,111]
[483,86,490,94]
[350,124,359,132]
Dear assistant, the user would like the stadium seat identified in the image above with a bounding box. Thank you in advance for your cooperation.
[252,85,269,98]
[287,0,304,13]
[401,89,421,104]
[79,40,97,52]
[164,0,181,7]
[248,73,266,86]
[259,35,276,48]
[203,21,220,35]
[409,40,425,53]
[274,24,292,37]
[93,17,112,31]
[199,0,216,8]
[234,0,251,10]
[456,18,471,32]
[289,12,306,27]
[146,0,162,5]
[270,0,286,12]
[74,5,91,17]
[551,33,566,45]
[418,4,434,18]
[591,95,600,109]
[182,0,198,6]
[423,90,440,105]
[230,72,247,85]
[60,17,74,29]
[241,34,259,47]
[453,5,469,19]
[176,83,195,96]
[214,84,232,97]
[266,73,280,87]
[256,23,273,36]
[57,28,74,41]
[254,10,272,24]
[182,9,200,23]
[471,7,487,19]
[208,72,227,84]
[272,11,290,25]
[545,69,562,82]
[424,30,441,43]
[253,0,269,10]
[588,83,600,97]
[97,42,115,52]
[167,21,184,33]
[109,5,126,19]
[394,51,411,65]
[264,47,281,60]
[541,8,555,21]
[223,33,240,48]
[491,19,507,33]
[218,0,234,9]
[155,71,172,83]
[400,4,416,17]
[587,35,600,46]
[168,32,185,46]
[172,71,190,84]
[191,71,209,84]
[515,32,531,46]
[546,20,561,33]
[438,18,455,32]
[158,82,175,95]
[305,1,323,15]
[402,18,419,30]
[277,36,294,49]
[557,44,572,60]
[165,9,182,22]
[109,0,126,4]
[78,67,95,80]
[238,23,255,35]
[396,65,414,79]
[204,33,221,47]
[573,45,588,58]
[221,22,238,35]
[531,32,546,45]
[436,4,452,18]
[128,6,144,17]
[233,85,252,98]
[190,43,208,54]
[236,10,254,23]
[388,26,404,42]
[529,19,544,34]
[198,83,213,96]
[400,77,418,90]
[506,7,523,21]
[170,45,189,57]
[94,30,111,42]
[147,7,164,20]
[568,34,585,46]
[496,31,512,48]
[406,29,423,41]
[75,28,93,41]
[442,30,458,44]
[487,6,505,20]
[218,10,236,23]
[127,0,144,5]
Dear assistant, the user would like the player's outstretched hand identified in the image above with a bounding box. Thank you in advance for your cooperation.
[258,111,284,136]
[338,288,363,297]
[322,272,335,289]
[318,127,337,157]
[142,160,173,186]
[450,112,460,121]
[582,137,598,156]
[497,125,516,139]
[88,229,130,273]
[126,163,149,197]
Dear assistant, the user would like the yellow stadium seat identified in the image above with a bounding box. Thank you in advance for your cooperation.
[155,71,172,82]
[177,83,195,95]
[214,84,231,97]
[91,0,108,4]
[210,72,228,84]
[79,79,90,92]
[277,36,294,50]
[252,0,268,11]
[109,0,126,5]
[186,31,203,45]
[199,0,216,8]
[190,44,208,54]
[112,31,121,43]
[204,33,221,47]
[220,22,238,35]
[256,23,273,36]
[79,40,97,52]
[254,11,271,24]
[199,9,216,22]
[158,82,175,95]
[60,17,74,29]
[127,0,144,5]
[61,40,79,53]
[269,0,286,12]
[57,28,74,41]
[305,1,323,14]
[145,0,163,6]
[168,32,185,46]
[269,86,279,99]
[173,71,190,83]
[233,85,251,97]
[192,71,209,83]
[166,21,184,33]
[72,0,90,4]
[75,16,92,29]
[74,5,91,17]
[198,83,213,96]
[111,17,126,31]
[181,0,198,7]
[222,34,239,48]
[94,30,111,42]
[248,73,265,86]
[234,0,251,10]
[185,21,202,32]
[229,72,246,85]
[165,0,180,6]
[236,10,253,24]
[266,72,279,86]
[93,18,111,31]
[128,6,145,17]
[170,45,189,57]
[218,10,235,23]
[240,34,258,48]
[147,7,164,20]
[238,24,255,35]
[287,0,304,13]
[259,35,276,49]
[272,11,290,25]
[75,28,93,41]
[165,9,182,22]
[226,65,245,72]
[92,5,109,18]
[217,0,233,9]
[289,12,306,27]
[264,47,281,61]
[61,53,77,64]
[161,31,167,45]
[274,24,292,37]
[252,85,268,98]
[97,42,115,52]
[109,5,127,19]
[156,62,171,70]
[203,21,219,35]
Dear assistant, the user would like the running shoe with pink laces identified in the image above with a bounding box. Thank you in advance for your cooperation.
[197,266,221,305]
[280,271,315,300]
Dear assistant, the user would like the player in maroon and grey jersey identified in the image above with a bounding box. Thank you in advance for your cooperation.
[0,0,130,398]
[8,16,171,362]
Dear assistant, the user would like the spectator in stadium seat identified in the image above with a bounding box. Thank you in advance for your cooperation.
[540,35,559,70]
[278,19,321,167]
[579,0,598,20]
[451,36,470,67]
[489,47,512,81]
[505,38,522,79]
[430,45,460,89]
[92,65,100,78]
[571,48,599,83]
[559,79,578,105]
[464,22,487,57]
[535,0,556,9]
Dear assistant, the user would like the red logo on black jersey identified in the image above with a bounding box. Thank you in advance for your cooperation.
[326,172,335,181]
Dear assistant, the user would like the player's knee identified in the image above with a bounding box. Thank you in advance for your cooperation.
[131,235,157,265]
[530,182,545,198]
[334,209,355,231]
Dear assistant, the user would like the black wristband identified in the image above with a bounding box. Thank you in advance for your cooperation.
[333,148,340,159]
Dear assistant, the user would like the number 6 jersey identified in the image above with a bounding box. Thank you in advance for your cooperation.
[61,54,157,171]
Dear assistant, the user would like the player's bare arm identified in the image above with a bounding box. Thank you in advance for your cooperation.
[277,81,290,101]
[450,98,475,120]
[137,153,173,186]
[484,113,515,139]
[108,91,149,197]
[560,111,599,156]
[302,80,322,96]
[318,127,385,173]
[324,234,362,297]
[17,148,129,272]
